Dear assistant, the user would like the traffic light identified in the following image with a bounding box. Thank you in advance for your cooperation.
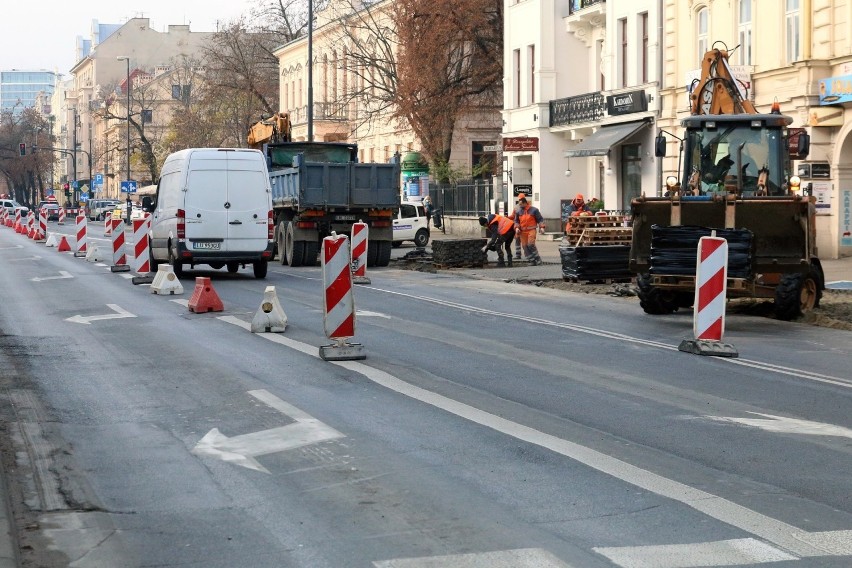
[19,143,26,156]
[63,183,70,197]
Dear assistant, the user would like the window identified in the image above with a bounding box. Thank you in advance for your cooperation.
[513,49,521,107]
[738,0,752,65]
[619,18,628,88]
[640,13,649,84]
[527,44,535,104]
[697,7,709,60]
[786,0,800,63]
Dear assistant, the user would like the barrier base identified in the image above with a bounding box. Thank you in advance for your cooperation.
[74,251,86,258]
[353,275,371,285]
[110,265,131,273]
[678,339,739,358]
[132,274,156,285]
[319,339,366,361]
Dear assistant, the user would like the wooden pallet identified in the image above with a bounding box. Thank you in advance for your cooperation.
[564,215,632,246]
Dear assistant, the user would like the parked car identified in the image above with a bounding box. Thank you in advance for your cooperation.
[392,200,430,248]
[36,201,60,221]
[0,199,28,218]
[110,203,145,222]
[89,199,121,220]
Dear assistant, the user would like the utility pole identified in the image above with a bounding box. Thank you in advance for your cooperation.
[307,0,313,142]
[72,107,78,204]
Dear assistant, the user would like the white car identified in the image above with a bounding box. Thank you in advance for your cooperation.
[392,201,430,248]
[0,199,29,218]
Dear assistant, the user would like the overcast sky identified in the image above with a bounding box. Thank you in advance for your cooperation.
[1,1,258,75]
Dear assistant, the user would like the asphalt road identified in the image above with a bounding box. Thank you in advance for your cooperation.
[1,224,851,567]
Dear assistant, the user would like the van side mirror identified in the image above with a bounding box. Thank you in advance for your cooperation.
[655,133,667,157]
[141,196,154,211]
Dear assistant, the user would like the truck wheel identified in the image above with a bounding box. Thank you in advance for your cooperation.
[636,273,678,315]
[253,260,268,279]
[276,221,288,265]
[168,249,184,278]
[414,229,430,248]
[375,240,391,267]
[392,241,402,248]
[286,223,305,267]
[303,241,319,266]
[774,270,821,321]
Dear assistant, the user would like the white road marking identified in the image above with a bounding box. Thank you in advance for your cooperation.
[707,413,852,439]
[218,314,852,561]
[7,255,42,262]
[170,299,189,307]
[593,538,796,568]
[356,310,391,318]
[65,304,136,325]
[374,548,573,567]
[0,244,23,250]
[192,389,344,474]
[31,271,73,282]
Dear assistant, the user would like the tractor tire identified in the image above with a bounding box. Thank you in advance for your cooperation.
[774,269,822,321]
[636,273,679,315]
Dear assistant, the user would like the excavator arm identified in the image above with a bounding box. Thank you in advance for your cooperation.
[690,47,756,115]
[247,112,292,148]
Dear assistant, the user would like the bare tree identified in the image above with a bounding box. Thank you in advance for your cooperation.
[0,107,55,206]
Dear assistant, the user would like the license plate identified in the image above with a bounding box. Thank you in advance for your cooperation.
[335,215,357,221]
[193,242,221,250]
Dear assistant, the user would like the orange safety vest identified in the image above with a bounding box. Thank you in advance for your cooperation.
[489,214,515,235]
[516,204,542,231]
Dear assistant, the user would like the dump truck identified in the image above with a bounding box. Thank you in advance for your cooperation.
[248,112,400,267]
[630,43,824,320]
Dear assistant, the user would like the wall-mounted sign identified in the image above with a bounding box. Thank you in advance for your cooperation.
[606,90,648,116]
[811,162,831,179]
[513,184,532,197]
[797,163,811,178]
[788,128,808,160]
[808,107,844,126]
[811,180,831,215]
[842,188,852,247]
[503,137,539,152]
[819,74,852,105]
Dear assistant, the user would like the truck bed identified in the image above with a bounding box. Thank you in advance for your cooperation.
[269,162,400,210]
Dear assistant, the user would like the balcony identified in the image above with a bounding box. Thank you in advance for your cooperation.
[568,0,603,16]
[564,0,605,44]
[549,91,605,128]
[289,102,351,126]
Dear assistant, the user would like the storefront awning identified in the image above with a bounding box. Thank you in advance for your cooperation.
[563,121,649,158]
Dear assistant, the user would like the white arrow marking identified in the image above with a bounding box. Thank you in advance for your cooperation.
[707,412,852,439]
[64,304,136,325]
[7,255,42,262]
[356,310,391,319]
[0,244,23,250]
[31,271,73,282]
[192,389,344,474]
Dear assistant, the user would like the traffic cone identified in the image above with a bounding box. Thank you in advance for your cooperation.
[188,277,224,313]
[57,236,71,252]
[45,233,58,247]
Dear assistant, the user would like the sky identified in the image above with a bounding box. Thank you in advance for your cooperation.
[0,0,259,74]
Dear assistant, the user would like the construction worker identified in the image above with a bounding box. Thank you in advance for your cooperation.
[564,193,591,233]
[508,194,524,259]
[514,194,546,265]
[479,213,516,267]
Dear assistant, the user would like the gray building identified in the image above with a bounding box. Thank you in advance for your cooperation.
[0,70,57,114]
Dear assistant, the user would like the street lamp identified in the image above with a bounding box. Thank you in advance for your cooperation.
[117,56,132,224]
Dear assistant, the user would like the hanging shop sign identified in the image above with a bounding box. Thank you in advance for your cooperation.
[606,90,648,116]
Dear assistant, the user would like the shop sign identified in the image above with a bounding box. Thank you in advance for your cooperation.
[811,181,831,215]
[606,90,648,116]
[819,74,852,105]
[503,137,539,152]
[513,184,532,197]
[842,189,852,247]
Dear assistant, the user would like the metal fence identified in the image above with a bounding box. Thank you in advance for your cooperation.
[427,179,494,217]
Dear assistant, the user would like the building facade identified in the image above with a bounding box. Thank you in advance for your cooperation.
[0,70,57,115]
[502,0,662,229]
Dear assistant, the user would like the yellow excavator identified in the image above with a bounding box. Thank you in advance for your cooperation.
[630,41,823,320]
[247,112,292,148]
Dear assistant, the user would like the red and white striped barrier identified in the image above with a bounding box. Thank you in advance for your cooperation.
[350,221,370,285]
[37,209,47,241]
[104,216,113,237]
[678,235,738,357]
[27,211,35,238]
[75,215,88,255]
[319,233,365,361]
[0,208,7,227]
[14,210,23,233]
[133,214,152,273]
[58,207,66,225]
[110,219,129,271]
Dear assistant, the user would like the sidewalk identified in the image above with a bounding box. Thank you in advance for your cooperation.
[426,231,852,287]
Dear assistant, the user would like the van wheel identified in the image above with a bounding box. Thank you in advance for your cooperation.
[276,220,288,265]
[286,223,305,267]
[168,249,184,278]
[226,262,239,273]
[148,238,159,272]
[253,260,268,279]
[414,229,430,248]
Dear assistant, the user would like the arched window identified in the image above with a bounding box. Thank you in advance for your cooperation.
[697,7,709,60]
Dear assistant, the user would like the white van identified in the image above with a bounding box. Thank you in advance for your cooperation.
[392,201,430,248]
[145,148,274,278]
